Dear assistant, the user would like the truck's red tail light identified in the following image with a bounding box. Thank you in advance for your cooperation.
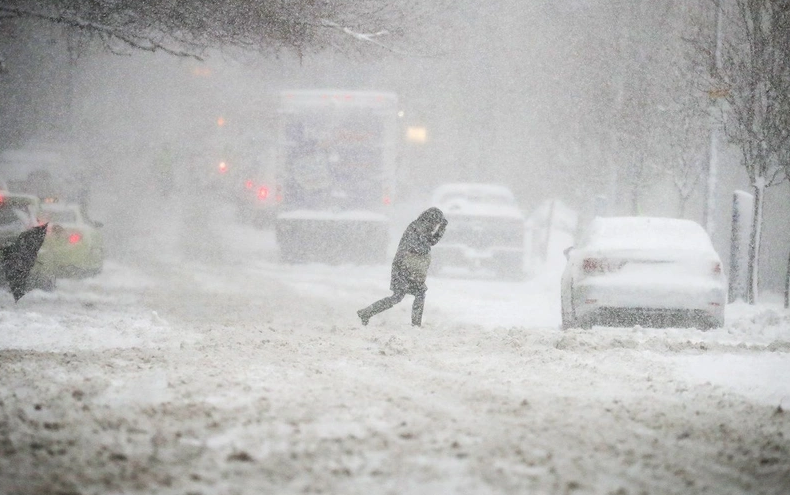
[68,232,82,244]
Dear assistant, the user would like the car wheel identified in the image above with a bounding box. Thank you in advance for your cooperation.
[561,293,576,330]
[698,315,724,331]
[561,310,574,331]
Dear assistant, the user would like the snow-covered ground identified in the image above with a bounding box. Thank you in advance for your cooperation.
[1,207,789,494]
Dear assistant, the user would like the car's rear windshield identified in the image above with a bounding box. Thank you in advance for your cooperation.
[588,218,712,251]
[41,210,77,224]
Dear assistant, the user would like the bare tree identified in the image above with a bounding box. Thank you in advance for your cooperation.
[706,0,790,304]
[0,0,427,63]
[667,133,706,218]
[661,72,709,219]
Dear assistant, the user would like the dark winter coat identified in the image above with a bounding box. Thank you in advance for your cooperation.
[390,207,448,295]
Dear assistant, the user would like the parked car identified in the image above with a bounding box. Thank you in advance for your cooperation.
[430,183,525,279]
[560,216,727,330]
[39,203,104,278]
[0,192,57,290]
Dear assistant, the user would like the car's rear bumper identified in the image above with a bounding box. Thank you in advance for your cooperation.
[47,245,104,278]
[572,280,726,327]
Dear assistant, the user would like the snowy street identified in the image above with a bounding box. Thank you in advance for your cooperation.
[1,219,789,495]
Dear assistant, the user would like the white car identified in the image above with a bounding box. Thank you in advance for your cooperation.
[430,183,525,279]
[561,217,727,330]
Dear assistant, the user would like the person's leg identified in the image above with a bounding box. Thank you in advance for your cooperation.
[358,291,406,325]
[411,290,426,327]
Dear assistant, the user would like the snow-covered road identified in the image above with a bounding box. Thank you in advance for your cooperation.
[1,219,789,494]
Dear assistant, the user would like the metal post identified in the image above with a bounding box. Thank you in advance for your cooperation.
[704,0,725,238]
[785,249,789,309]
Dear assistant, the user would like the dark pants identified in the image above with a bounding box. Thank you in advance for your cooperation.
[359,289,426,326]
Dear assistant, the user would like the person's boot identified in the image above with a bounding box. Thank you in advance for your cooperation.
[357,309,370,326]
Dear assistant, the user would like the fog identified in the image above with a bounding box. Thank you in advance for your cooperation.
[2,3,790,493]
[1,2,789,284]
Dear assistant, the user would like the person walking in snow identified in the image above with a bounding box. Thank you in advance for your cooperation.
[357,207,448,327]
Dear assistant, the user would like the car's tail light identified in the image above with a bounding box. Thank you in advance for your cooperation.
[245,179,254,190]
[582,258,624,274]
[583,258,603,273]
[68,232,82,244]
[218,161,228,173]
[257,186,269,201]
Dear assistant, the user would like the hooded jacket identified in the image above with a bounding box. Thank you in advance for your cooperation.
[390,207,448,294]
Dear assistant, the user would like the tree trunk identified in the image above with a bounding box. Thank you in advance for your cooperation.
[678,194,688,219]
[745,183,764,304]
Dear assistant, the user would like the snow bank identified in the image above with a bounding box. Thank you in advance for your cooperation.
[0,261,197,352]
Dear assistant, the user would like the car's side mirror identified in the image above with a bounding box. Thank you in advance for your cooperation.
[563,246,574,260]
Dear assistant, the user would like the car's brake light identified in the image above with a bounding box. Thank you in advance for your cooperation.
[68,232,82,244]
[257,186,269,201]
[218,161,228,173]
[245,180,254,190]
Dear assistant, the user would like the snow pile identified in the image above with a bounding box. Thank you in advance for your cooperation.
[0,261,199,352]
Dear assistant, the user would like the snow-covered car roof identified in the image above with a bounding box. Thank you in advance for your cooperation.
[584,217,715,253]
[431,183,523,219]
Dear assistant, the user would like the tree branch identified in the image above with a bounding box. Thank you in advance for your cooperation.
[0,6,204,60]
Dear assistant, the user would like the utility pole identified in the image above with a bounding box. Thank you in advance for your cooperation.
[704,0,725,238]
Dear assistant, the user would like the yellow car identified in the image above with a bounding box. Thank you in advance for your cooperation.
[39,203,104,278]
[0,192,57,291]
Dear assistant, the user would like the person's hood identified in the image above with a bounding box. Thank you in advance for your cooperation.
[416,207,444,228]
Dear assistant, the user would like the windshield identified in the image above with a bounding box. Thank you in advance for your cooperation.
[281,109,387,210]
[40,210,78,224]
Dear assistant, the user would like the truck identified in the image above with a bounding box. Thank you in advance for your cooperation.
[274,90,399,264]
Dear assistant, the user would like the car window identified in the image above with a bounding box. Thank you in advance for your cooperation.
[0,204,32,228]
[41,210,78,224]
